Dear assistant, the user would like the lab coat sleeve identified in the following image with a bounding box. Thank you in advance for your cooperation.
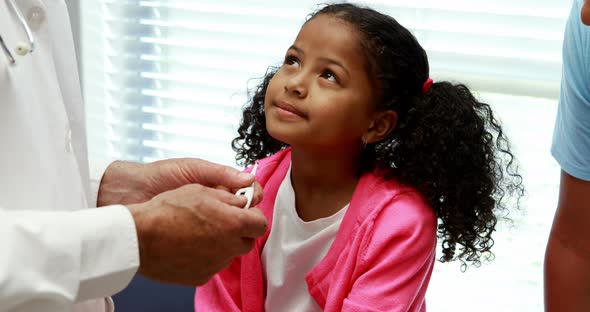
[0,205,140,309]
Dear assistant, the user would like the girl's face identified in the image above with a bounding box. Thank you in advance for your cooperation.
[264,15,379,152]
[583,0,590,26]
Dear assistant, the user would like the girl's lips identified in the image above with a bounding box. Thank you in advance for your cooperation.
[274,101,307,118]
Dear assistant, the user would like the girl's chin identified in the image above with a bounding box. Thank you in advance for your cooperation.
[266,129,291,146]
[266,123,299,145]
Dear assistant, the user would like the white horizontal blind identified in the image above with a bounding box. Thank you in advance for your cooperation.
[81,0,313,165]
[81,0,570,166]
[80,1,571,310]
[367,0,567,98]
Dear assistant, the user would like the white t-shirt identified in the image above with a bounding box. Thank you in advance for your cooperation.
[261,165,348,311]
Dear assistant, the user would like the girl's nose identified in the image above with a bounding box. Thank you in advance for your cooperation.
[284,73,308,98]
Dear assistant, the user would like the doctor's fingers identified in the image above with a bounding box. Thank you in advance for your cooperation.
[234,237,257,255]
[200,196,267,240]
[250,182,263,208]
[226,181,263,208]
[176,185,267,236]
[180,184,248,208]
[224,207,268,239]
[175,158,255,190]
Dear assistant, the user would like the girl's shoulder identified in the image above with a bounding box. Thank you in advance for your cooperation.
[332,173,437,274]
[353,173,436,231]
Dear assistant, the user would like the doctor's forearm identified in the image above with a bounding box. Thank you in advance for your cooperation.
[97,160,150,207]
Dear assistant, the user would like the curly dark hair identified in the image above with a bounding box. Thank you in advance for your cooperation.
[232,3,524,268]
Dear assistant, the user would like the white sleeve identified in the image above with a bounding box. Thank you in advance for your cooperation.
[0,205,139,309]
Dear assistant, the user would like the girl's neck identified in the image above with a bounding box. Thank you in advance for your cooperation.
[290,146,361,221]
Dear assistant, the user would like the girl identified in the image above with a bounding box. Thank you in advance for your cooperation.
[196,3,524,312]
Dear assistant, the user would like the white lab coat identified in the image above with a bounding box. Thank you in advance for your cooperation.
[0,1,139,311]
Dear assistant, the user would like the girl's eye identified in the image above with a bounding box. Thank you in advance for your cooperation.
[321,70,338,83]
[284,55,300,67]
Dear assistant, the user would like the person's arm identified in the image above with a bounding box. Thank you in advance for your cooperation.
[342,193,437,311]
[545,1,590,310]
[545,172,590,311]
[97,158,267,286]
[0,206,138,310]
[0,158,266,310]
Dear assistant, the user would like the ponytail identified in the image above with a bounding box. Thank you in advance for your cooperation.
[371,81,524,267]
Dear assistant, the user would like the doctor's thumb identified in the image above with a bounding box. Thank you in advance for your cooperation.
[182,159,255,189]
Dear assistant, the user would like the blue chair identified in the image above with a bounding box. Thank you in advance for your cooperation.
[113,274,195,311]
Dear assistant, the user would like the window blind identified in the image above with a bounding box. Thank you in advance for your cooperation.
[82,0,313,165]
[80,0,569,166]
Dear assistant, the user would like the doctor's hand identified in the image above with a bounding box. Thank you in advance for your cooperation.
[127,184,267,286]
[97,158,263,207]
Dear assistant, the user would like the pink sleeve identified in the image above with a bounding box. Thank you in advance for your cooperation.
[195,259,242,312]
[343,192,437,312]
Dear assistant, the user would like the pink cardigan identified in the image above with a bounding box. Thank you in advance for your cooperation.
[195,148,437,311]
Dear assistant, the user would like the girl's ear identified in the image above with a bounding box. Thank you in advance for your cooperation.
[364,111,398,144]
